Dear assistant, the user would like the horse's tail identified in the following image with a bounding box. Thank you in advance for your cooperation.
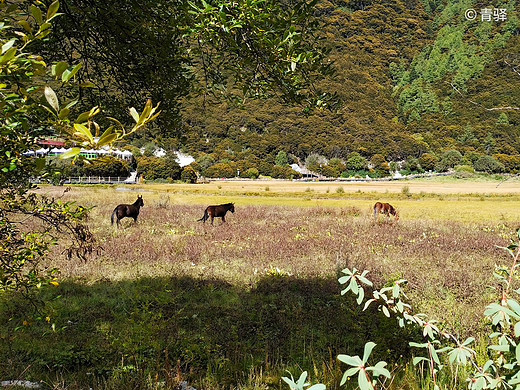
[197,208,208,223]
[111,208,117,225]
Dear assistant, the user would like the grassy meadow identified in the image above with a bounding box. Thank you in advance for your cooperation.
[2,177,520,389]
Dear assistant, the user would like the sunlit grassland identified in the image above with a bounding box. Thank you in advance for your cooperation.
[3,179,520,389]
[43,180,520,323]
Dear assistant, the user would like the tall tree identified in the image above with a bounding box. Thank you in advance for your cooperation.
[34,0,336,137]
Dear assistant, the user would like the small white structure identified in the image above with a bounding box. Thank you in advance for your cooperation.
[291,164,317,178]
[175,152,195,167]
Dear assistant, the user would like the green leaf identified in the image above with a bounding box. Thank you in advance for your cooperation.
[73,123,93,143]
[371,361,391,378]
[293,371,306,388]
[58,107,70,120]
[462,337,475,346]
[129,107,140,123]
[46,1,60,21]
[2,39,15,54]
[357,274,373,286]
[338,354,362,367]
[54,61,68,78]
[339,370,350,386]
[488,344,510,352]
[31,5,43,24]
[76,111,91,123]
[307,385,326,390]
[515,321,520,337]
[429,344,441,365]
[362,342,376,363]
[356,285,364,305]
[507,299,520,318]
[138,99,153,123]
[358,369,370,390]
[60,147,80,159]
[64,100,78,110]
[0,47,16,64]
[18,20,32,34]
[38,22,52,38]
[63,63,81,82]
[44,86,59,112]
[338,275,349,285]
[392,283,399,298]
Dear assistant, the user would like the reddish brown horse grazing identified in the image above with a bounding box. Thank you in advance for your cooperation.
[111,195,144,228]
[373,202,399,222]
[198,203,235,225]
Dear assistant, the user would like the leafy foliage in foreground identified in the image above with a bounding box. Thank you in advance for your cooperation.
[0,0,158,293]
[36,0,336,134]
[284,229,520,390]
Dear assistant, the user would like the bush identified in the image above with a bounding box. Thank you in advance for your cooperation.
[271,165,302,179]
[370,154,390,176]
[83,156,130,177]
[204,162,235,178]
[436,149,462,172]
[181,165,198,183]
[321,164,340,178]
[404,157,423,174]
[244,167,260,179]
[345,152,367,172]
[137,155,181,180]
[418,152,437,171]
[473,155,505,174]
[284,230,520,390]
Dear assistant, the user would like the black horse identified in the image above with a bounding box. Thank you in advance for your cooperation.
[111,195,144,228]
[198,203,235,225]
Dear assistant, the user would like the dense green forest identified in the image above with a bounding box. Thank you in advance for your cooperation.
[40,0,520,178]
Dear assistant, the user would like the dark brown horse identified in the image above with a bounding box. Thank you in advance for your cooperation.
[373,202,399,222]
[198,203,235,225]
[111,195,144,228]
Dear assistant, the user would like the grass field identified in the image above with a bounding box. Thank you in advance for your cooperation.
[2,178,520,389]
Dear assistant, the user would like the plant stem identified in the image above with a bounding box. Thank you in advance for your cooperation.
[501,243,520,305]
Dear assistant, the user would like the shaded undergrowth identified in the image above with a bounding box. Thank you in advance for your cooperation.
[0,275,419,389]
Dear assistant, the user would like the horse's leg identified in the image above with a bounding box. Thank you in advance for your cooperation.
[374,204,381,221]
[222,215,226,223]
[210,216,214,225]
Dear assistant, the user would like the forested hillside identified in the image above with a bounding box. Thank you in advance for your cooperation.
[179,0,520,176]
[39,0,520,178]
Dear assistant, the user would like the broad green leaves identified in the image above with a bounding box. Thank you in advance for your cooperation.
[281,371,325,390]
[338,342,390,390]
[185,0,336,110]
[338,267,372,304]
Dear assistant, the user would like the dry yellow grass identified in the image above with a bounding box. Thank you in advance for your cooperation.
[141,177,520,195]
